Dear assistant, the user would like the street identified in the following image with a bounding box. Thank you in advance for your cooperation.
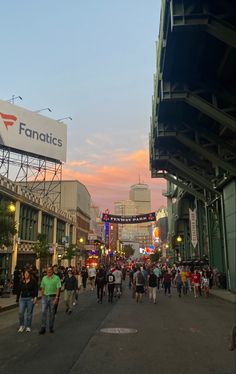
[0,283,235,374]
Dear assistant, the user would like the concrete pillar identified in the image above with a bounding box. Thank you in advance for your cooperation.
[36,210,42,271]
[52,217,57,265]
[11,200,20,275]
[223,180,236,292]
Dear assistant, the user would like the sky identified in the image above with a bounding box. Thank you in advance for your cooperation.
[0,0,166,212]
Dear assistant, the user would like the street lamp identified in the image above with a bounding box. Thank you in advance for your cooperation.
[176,236,182,262]
[57,117,72,122]
[6,95,22,104]
[34,108,52,113]
[8,202,16,213]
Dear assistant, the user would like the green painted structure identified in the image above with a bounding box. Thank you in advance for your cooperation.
[150,0,236,291]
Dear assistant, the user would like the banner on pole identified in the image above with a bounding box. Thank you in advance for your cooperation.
[102,212,156,224]
[189,208,198,248]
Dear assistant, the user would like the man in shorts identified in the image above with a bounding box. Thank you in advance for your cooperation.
[133,266,145,303]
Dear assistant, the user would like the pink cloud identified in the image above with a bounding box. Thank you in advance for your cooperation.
[63,148,167,212]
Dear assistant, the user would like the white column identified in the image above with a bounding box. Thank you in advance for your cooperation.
[11,200,21,275]
[52,217,57,265]
[36,210,42,271]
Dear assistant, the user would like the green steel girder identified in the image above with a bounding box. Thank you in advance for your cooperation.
[169,157,216,192]
[164,173,206,202]
[152,155,215,193]
[207,17,236,49]
[185,93,236,132]
[160,84,236,133]
[176,133,236,176]
[169,0,236,48]
[182,121,236,158]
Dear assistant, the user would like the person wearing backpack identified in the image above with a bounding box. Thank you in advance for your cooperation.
[95,267,106,303]
[133,266,145,303]
[106,269,115,302]
[148,269,158,304]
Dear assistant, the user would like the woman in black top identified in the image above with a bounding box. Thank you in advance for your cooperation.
[148,269,158,304]
[18,269,38,333]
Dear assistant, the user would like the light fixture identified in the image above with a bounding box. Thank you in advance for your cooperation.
[34,108,52,113]
[8,202,16,213]
[57,117,72,122]
[6,95,23,104]
[176,235,182,243]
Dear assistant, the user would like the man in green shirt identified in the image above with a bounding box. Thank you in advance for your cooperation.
[39,266,61,334]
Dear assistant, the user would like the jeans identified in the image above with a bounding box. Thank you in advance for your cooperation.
[19,297,34,328]
[64,289,75,311]
[108,284,115,302]
[97,285,104,302]
[41,296,56,330]
[164,282,171,295]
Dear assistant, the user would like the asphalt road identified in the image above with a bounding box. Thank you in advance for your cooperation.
[0,284,235,374]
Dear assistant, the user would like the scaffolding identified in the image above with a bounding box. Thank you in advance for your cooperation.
[0,145,62,207]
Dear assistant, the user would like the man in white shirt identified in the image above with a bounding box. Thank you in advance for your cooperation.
[88,266,96,291]
[113,266,122,298]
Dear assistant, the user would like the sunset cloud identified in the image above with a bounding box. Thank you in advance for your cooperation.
[63,148,167,212]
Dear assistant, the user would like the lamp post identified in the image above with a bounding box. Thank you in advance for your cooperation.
[34,108,52,113]
[6,95,22,104]
[3,202,16,294]
[79,237,84,269]
[57,117,72,122]
[176,235,182,262]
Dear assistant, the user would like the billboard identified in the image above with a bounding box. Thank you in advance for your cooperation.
[0,99,67,161]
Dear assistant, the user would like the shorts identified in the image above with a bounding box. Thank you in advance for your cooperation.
[136,285,144,294]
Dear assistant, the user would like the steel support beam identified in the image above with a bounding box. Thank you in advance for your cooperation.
[176,133,236,176]
[185,93,236,133]
[164,173,206,202]
[169,157,216,191]
[207,18,236,49]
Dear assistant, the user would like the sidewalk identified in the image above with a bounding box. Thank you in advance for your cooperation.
[209,288,236,303]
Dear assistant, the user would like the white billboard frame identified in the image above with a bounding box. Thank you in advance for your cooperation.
[0,100,67,162]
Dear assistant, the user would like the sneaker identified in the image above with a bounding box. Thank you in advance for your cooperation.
[39,327,46,335]
[18,326,25,333]
[26,327,31,332]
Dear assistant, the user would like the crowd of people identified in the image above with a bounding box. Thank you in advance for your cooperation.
[11,261,223,336]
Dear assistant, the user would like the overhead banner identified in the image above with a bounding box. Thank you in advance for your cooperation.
[0,99,67,161]
[189,208,198,248]
[102,212,156,224]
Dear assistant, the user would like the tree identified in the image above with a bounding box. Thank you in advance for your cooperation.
[33,233,50,269]
[150,250,161,263]
[0,203,17,248]
[63,244,79,266]
[123,244,134,259]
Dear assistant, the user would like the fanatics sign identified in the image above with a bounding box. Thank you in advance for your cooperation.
[0,99,67,161]
[102,212,156,224]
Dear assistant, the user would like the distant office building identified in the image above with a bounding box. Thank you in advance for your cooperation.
[21,180,91,246]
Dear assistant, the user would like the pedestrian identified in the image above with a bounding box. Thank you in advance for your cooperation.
[95,267,106,303]
[64,268,78,314]
[191,269,201,299]
[180,266,188,295]
[148,269,158,304]
[53,264,63,314]
[163,269,172,296]
[39,266,61,334]
[153,264,162,290]
[88,265,96,290]
[17,269,38,332]
[133,266,145,303]
[106,269,115,302]
[81,266,88,290]
[13,265,21,302]
[113,266,122,298]
[201,271,209,297]
[175,270,183,298]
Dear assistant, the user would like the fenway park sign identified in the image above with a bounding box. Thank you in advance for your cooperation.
[102,212,156,224]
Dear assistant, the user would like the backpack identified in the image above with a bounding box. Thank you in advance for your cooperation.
[137,271,145,285]
[108,274,115,284]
